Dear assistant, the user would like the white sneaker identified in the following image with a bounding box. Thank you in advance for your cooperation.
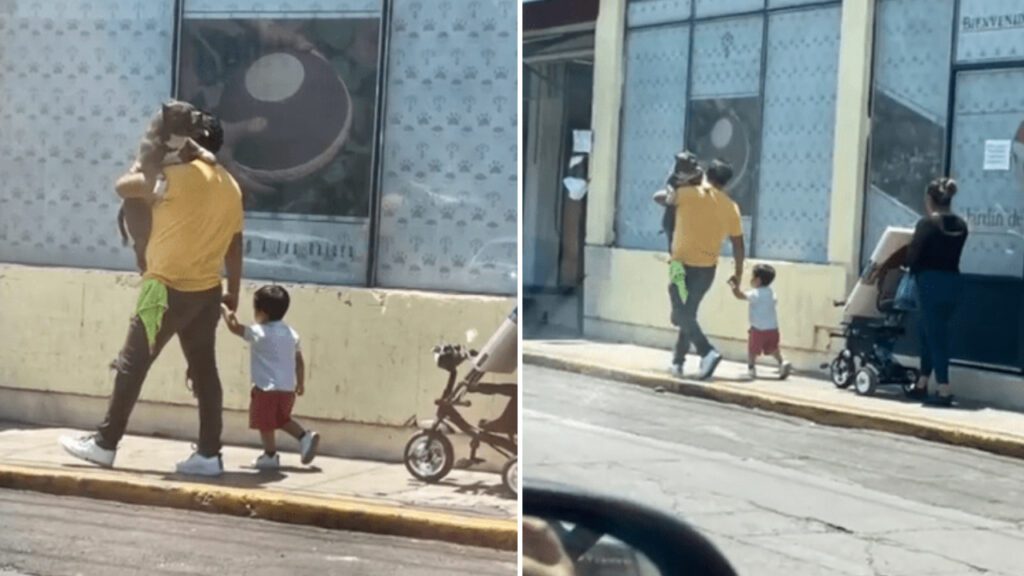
[59,435,115,468]
[175,452,223,476]
[299,431,320,465]
[669,364,684,379]
[779,361,793,380]
[254,453,280,470]
[746,367,757,381]
[699,350,723,381]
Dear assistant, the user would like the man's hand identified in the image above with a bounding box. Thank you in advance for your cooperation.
[523,517,576,576]
[220,303,246,337]
[222,292,239,313]
[296,382,305,396]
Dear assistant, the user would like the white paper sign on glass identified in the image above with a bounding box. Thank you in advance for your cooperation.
[573,130,593,154]
[984,139,1012,171]
[563,177,588,201]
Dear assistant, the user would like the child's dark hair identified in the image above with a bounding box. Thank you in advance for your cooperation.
[254,285,290,321]
[752,264,776,287]
[706,158,734,188]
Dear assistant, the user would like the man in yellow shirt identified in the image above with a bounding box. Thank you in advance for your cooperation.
[61,113,244,476]
[654,159,745,380]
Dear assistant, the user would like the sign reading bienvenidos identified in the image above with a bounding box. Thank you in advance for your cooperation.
[961,11,1024,33]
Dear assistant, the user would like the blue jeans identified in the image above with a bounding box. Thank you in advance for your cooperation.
[916,271,961,385]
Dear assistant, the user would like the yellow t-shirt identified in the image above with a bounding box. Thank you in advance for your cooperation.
[145,161,244,292]
[670,183,743,267]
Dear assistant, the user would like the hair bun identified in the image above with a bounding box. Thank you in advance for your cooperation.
[941,178,958,199]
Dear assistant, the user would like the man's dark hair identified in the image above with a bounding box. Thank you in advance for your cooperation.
[752,264,776,287]
[706,159,734,188]
[254,285,290,321]
[194,112,224,154]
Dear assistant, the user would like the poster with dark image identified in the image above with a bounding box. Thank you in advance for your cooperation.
[177,17,381,218]
[686,97,762,217]
[868,90,946,216]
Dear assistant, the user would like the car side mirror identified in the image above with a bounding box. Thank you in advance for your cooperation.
[523,482,738,576]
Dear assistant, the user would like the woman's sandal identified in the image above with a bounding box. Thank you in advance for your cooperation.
[923,394,955,408]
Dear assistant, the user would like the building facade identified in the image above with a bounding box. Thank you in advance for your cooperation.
[577,0,1024,398]
[0,0,517,461]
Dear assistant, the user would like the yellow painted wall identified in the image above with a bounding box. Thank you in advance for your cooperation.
[583,246,848,355]
[0,264,515,430]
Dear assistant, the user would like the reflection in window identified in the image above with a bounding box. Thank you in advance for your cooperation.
[177,0,383,285]
[863,0,955,268]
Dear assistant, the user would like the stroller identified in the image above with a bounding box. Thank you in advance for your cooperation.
[403,308,518,496]
[826,228,919,397]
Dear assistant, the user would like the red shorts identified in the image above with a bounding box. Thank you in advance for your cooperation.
[249,389,296,431]
[749,328,781,357]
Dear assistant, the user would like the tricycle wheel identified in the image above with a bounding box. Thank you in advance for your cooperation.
[404,431,454,483]
[830,353,855,389]
[854,365,880,396]
[501,458,518,497]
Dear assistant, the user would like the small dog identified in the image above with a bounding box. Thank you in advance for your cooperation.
[118,101,217,272]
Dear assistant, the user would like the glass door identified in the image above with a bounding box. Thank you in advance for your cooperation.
[947,67,1024,372]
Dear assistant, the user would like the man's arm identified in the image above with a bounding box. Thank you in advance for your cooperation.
[223,233,243,312]
[295,350,306,396]
[730,234,745,285]
[115,171,160,200]
[220,304,247,338]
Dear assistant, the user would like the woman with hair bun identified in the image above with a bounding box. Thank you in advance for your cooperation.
[904,177,969,407]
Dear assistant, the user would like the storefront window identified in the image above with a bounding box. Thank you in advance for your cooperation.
[0,0,176,271]
[956,0,1024,64]
[755,6,841,263]
[614,0,842,262]
[626,0,692,27]
[863,0,955,268]
[374,0,518,295]
[687,16,763,256]
[614,22,691,251]
[178,0,383,286]
[694,0,762,19]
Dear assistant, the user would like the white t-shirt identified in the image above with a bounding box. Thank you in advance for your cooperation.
[746,287,779,331]
[245,321,300,392]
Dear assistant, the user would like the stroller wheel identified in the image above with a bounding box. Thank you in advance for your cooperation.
[854,366,880,396]
[829,354,854,389]
[501,458,518,497]
[901,368,921,395]
[404,431,454,483]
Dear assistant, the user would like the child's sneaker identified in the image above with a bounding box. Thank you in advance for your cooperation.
[746,367,757,381]
[254,453,280,470]
[779,362,793,380]
[299,431,320,465]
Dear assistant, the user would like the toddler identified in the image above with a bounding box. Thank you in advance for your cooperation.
[729,264,792,380]
[222,285,320,469]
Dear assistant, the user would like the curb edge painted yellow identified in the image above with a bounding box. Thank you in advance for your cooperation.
[0,464,518,551]
[524,352,1024,462]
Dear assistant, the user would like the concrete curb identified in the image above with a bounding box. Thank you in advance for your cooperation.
[0,464,517,551]
[525,352,1024,462]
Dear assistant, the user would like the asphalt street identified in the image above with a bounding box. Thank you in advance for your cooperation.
[523,365,1024,576]
[0,489,515,576]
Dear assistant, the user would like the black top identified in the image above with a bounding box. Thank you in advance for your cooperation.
[905,213,969,274]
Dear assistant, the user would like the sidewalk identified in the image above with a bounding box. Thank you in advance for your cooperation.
[0,424,516,550]
[524,339,1024,461]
